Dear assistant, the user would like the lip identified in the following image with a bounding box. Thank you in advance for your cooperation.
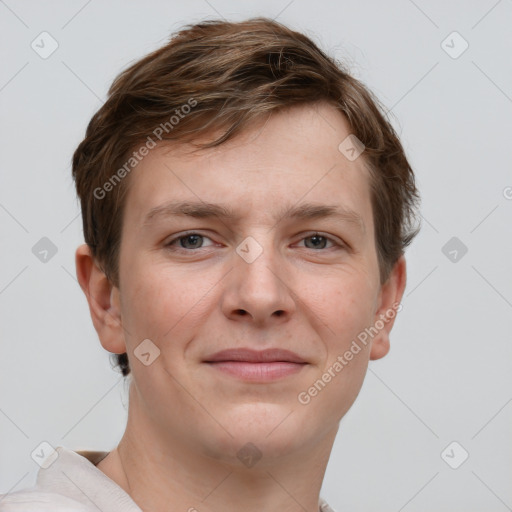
[204,348,307,364]
[204,348,308,382]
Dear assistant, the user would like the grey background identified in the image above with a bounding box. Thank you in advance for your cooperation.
[1,1,511,510]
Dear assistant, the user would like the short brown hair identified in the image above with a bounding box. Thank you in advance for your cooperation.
[72,17,420,377]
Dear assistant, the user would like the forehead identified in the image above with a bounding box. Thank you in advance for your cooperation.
[122,102,374,233]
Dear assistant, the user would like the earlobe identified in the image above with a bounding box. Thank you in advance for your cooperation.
[370,332,390,360]
[75,244,126,355]
[369,255,407,361]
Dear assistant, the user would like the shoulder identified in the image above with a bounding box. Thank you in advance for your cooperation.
[0,446,140,512]
[319,497,339,512]
[0,488,93,511]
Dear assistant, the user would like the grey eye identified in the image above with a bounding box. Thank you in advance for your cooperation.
[304,235,328,249]
[179,234,204,249]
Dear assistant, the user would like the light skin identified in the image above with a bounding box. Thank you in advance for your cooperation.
[76,101,406,512]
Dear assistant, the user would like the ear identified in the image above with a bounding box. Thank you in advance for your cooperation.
[75,244,126,355]
[369,255,407,361]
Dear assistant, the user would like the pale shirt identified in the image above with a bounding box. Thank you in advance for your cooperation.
[0,446,337,512]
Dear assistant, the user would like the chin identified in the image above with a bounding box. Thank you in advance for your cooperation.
[200,402,319,465]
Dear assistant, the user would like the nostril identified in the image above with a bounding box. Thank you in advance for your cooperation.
[235,309,247,315]
[273,310,284,317]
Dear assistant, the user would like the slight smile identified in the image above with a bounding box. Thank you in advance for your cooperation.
[204,348,308,382]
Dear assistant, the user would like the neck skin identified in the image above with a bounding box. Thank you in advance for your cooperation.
[97,381,338,512]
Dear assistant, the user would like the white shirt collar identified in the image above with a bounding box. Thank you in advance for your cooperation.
[31,446,337,512]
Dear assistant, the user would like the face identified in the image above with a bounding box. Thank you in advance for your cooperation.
[97,102,404,464]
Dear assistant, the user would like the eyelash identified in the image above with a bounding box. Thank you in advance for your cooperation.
[164,231,344,252]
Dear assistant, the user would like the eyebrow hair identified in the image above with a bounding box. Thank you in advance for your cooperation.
[143,200,365,233]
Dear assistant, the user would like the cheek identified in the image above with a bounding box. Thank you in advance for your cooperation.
[121,264,216,349]
[310,274,376,339]
[299,292,374,424]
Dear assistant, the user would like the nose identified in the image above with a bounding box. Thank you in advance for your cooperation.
[220,239,296,326]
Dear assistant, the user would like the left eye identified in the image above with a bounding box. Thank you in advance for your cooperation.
[299,234,335,250]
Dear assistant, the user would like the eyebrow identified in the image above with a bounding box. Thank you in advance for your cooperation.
[143,200,365,233]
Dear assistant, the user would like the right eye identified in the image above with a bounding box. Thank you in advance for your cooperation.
[165,232,215,251]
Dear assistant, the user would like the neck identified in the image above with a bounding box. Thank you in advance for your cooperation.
[98,383,338,512]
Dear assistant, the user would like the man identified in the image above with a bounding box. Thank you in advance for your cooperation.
[0,17,419,512]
